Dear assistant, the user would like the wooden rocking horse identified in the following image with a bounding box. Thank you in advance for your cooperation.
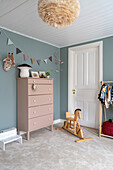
[56,109,92,142]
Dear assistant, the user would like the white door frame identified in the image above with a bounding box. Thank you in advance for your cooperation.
[68,41,103,128]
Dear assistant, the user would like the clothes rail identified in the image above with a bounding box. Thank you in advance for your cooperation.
[99,81,113,139]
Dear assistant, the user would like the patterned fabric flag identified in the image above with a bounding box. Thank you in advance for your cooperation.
[24,54,29,61]
[16,48,22,54]
[54,53,57,58]
[43,59,48,64]
[49,56,52,62]
[37,60,41,65]
[31,58,35,64]
[7,38,13,45]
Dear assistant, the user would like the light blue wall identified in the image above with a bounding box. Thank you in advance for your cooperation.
[0,29,60,130]
[60,36,113,120]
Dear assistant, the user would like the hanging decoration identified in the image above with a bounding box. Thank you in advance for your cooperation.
[16,48,22,54]
[43,59,48,64]
[49,56,52,62]
[31,58,35,64]
[37,60,41,65]
[24,54,29,61]
[0,29,64,74]
[61,61,64,64]
[7,38,13,45]
[56,70,59,72]
[38,0,80,28]
[54,53,57,58]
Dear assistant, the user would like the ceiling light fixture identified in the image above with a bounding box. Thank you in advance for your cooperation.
[38,0,80,28]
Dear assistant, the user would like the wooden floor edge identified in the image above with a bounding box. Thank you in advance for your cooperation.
[75,138,93,143]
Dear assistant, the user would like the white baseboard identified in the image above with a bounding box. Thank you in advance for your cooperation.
[53,119,66,124]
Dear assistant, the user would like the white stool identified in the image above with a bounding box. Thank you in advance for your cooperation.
[0,128,22,151]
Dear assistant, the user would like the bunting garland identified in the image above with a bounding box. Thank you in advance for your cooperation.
[37,60,41,65]
[31,58,35,64]
[16,48,22,54]
[0,29,64,73]
[43,59,48,64]
[24,54,29,61]
[7,38,13,45]
[49,56,52,62]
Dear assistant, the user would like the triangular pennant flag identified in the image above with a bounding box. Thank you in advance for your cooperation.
[31,58,35,64]
[43,59,48,64]
[54,53,57,58]
[37,60,41,65]
[24,54,29,61]
[49,56,52,62]
[16,48,22,54]
[7,38,13,45]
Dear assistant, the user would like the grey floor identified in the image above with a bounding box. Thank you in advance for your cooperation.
[0,123,113,170]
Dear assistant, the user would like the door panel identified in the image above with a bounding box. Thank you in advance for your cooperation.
[68,44,102,129]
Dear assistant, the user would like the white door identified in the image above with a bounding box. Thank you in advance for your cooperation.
[68,42,103,129]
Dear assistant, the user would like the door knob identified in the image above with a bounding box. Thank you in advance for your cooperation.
[72,89,76,94]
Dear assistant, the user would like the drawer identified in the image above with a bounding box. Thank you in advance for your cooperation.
[28,95,53,107]
[28,85,53,95]
[28,114,53,131]
[28,104,53,118]
[28,79,53,85]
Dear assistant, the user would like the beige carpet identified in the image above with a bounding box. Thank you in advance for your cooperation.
[0,123,113,170]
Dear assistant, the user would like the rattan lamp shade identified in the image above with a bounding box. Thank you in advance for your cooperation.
[38,0,80,28]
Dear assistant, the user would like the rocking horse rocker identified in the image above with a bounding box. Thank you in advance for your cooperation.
[56,109,92,142]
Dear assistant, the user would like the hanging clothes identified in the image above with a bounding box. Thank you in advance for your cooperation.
[98,83,113,108]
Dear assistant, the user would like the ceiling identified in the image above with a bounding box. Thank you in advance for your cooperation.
[0,0,113,48]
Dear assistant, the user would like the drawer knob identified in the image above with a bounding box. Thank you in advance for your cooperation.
[32,84,38,91]
[48,88,51,91]
[48,108,51,111]
[33,122,36,126]
[33,111,36,114]
[49,98,51,101]
[33,99,36,103]
[33,80,35,83]
[48,118,51,121]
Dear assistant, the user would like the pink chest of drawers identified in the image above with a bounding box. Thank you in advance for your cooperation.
[17,78,53,140]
